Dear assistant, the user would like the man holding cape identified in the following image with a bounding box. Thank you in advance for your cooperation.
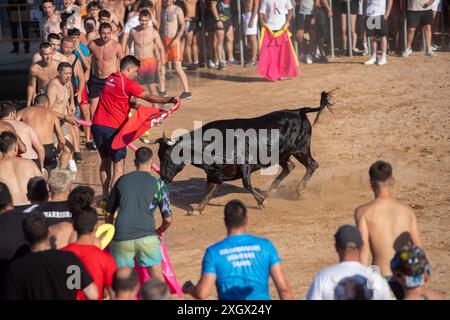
[258,0,299,81]
[91,55,177,201]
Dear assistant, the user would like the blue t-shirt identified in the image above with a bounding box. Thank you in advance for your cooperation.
[202,234,281,300]
[74,43,89,61]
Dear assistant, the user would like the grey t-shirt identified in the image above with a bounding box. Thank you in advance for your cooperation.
[299,0,315,14]
[408,0,433,11]
[106,171,172,241]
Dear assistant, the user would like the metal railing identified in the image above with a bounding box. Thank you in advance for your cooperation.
[0,3,42,43]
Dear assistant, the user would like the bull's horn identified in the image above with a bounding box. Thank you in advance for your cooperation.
[162,132,176,146]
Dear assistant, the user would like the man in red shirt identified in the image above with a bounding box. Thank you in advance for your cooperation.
[63,207,117,300]
[92,55,177,199]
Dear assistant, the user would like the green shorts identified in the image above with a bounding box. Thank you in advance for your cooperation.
[110,235,162,268]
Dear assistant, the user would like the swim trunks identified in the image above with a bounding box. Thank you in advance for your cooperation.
[340,0,359,15]
[163,38,184,62]
[91,124,127,163]
[137,57,159,85]
[187,17,201,34]
[43,143,58,171]
[88,75,108,99]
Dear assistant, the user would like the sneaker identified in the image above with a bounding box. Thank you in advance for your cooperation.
[305,54,314,64]
[319,55,329,63]
[425,49,435,57]
[364,57,377,65]
[180,91,192,100]
[245,60,258,67]
[10,48,19,54]
[402,47,412,57]
[68,159,77,172]
[376,58,387,65]
[353,48,362,55]
[218,61,226,70]
[362,43,369,56]
[228,59,240,65]
[85,141,97,151]
[157,87,167,97]
[208,59,217,68]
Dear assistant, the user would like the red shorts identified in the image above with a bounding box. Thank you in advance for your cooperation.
[163,38,183,62]
[76,87,89,105]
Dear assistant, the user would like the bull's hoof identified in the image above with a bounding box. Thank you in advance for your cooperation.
[258,199,269,210]
[187,209,202,216]
[268,188,278,196]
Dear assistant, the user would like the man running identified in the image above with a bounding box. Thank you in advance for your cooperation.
[16,94,70,171]
[0,132,42,206]
[355,160,424,298]
[26,42,60,107]
[0,102,45,172]
[127,10,165,96]
[46,62,79,168]
[88,22,124,119]
[32,34,69,64]
[91,55,177,200]
[161,0,192,99]
[40,0,62,41]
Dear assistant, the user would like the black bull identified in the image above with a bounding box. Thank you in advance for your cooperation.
[147,91,335,215]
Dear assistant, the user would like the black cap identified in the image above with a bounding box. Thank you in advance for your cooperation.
[335,225,363,249]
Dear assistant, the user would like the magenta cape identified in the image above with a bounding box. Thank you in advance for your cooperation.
[258,25,299,81]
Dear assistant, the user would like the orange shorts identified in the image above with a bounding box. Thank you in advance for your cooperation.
[162,37,183,63]
[137,57,158,84]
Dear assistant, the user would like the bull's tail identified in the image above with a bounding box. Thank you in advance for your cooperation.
[302,89,337,125]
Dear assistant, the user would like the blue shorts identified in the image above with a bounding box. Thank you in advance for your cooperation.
[91,124,127,163]
[109,235,162,268]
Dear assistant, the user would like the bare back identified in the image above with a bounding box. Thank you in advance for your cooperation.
[18,107,57,145]
[89,39,123,78]
[4,120,38,160]
[0,158,42,205]
[356,198,423,276]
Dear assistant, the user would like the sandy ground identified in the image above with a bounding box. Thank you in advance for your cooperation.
[76,52,450,299]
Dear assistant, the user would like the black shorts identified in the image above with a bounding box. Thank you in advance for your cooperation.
[340,0,358,15]
[43,144,58,171]
[295,13,314,31]
[32,158,41,170]
[205,12,217,32]
[407,10,433,28]
[91,124,127,163]
[88,75,107,99]
[316,7,329,38]
[366,15,389,37]
[388,277,405,300]
[217,18,232,33]
[187,17,201,34]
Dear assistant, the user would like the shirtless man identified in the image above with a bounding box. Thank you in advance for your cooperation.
[0,102,45,172]
[127,10,165,96]
[0,131,42,206]
[60,37,84,162]
[32,34,69,64]
[40,0,62,41]
[242,0,259,66]
[98,9,120,40]
[355,160,424,298]
[46,62,79,169]
[88,23,124,117]
[183,0,201,70]
[16,94,70,171]
[26,43,60,107]
[84,17,100,43]
[0,118,27,155]
[100,0,123,34]
[161,0,192,99]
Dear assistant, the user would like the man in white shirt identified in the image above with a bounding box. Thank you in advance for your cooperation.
[364,0,393,66]
[305,225,394,300]
[259,0,294,31]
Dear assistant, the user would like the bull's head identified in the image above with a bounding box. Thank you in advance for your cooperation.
[145,132,186,184]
